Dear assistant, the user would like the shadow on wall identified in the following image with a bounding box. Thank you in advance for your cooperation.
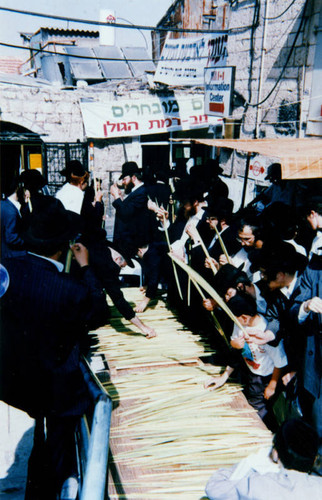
[0,426,34,500]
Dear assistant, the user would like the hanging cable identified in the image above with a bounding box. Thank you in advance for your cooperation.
[0,40,212,63]
[0,5,256,34]
[0,6,221,34]
[117,17,148,50]
[264,0,298,21]
[247,0,310,108]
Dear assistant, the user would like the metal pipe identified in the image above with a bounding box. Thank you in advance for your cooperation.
[240,152,251,209]
[255,0,270,138]
[80,395,112,500]
[79,358,113,500]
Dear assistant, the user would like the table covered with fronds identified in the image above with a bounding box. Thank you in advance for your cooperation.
[90,288,272,500]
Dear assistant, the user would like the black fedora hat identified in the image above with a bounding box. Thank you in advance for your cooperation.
[265,162,281,181]
[212,263,245,297]
[119,161,140,180]
[204,158,224,175]
[23,197,78,253]
[19,170,46,193]
[206,197,234,218]
[106,240,135,268]
[60,160,87,178]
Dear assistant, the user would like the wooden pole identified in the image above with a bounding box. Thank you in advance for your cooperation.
[240,152,251,210]
[163,215,183,301]
[193,227,217,275]
[169,253,249,339]
[213,224,231,263]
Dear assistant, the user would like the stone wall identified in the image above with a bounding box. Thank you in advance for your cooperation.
[0,82,149,186]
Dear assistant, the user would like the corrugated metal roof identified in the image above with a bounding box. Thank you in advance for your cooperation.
[36,27,99,37]
[190,138,322,180]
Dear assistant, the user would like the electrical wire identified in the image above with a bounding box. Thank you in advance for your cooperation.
[0,5,255,34]
[0,6,222,34]
[117,17,148,50]
[0,40,212,63]
[264,0,298,21]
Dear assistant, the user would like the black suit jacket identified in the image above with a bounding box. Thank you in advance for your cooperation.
[265,276,302,370]
[0,253,109,418]
[208,225,241,262]
[113,184,151,247]
[0,199,26,259]
[146,183,171,209]
[289,256,322,398]
[140,241,168,299]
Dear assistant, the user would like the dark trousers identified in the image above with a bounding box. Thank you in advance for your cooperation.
[25,416,78,500]
[299,386,322,473]
[245,372,279,431]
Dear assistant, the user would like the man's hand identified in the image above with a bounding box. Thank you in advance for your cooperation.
[204,374,228,390]
[246,329,275,345]
[303,297,322,314]
[231,335,245,349]
[185,223,199,243]
[282,371,296,386]
[142,325,157,339]
[219,254,229,266]
[94,189,104,203]
[264,383,276,400]
[205,257,219,270]
[110,183,121,199]
[71,243,89,267]
[147,199,158,213]
[135,296,150,313]
[156,206,169,223]
[169,247,185,262]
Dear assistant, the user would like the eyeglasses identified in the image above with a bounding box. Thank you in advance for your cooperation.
[237,236,255,243]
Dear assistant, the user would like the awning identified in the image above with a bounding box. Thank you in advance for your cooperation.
[184,138,322,180]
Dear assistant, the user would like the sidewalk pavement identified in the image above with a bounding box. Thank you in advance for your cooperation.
[0,402,34,500]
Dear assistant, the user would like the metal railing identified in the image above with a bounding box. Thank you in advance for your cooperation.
[77,357,112,500]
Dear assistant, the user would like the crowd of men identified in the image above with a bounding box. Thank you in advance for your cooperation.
[0,157,321,498]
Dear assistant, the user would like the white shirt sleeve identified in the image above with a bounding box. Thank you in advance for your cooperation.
[298,302,310,323]
[266,340,288,369]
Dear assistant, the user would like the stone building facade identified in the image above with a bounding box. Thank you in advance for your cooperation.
[153,0,322,177]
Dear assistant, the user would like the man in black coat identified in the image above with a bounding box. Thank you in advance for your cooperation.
[0,198,110,500]
[187,198,240,278]
[1,177,26,259]
[289,254,322,468]
[110,162,152,248]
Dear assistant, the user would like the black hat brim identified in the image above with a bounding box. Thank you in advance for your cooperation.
[106,240,135,268]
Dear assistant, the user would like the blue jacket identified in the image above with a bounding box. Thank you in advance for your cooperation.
[0,199,26,259]
[289,255,322,399]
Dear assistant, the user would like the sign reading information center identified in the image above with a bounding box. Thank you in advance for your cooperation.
[204,66,235,118]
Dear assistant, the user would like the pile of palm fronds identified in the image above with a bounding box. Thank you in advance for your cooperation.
[91,289,214,369]
[105,364,272,500]
[91,288,272,499]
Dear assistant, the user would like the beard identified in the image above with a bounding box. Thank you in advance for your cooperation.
[184,205,197,219]
[124,181,135,194]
